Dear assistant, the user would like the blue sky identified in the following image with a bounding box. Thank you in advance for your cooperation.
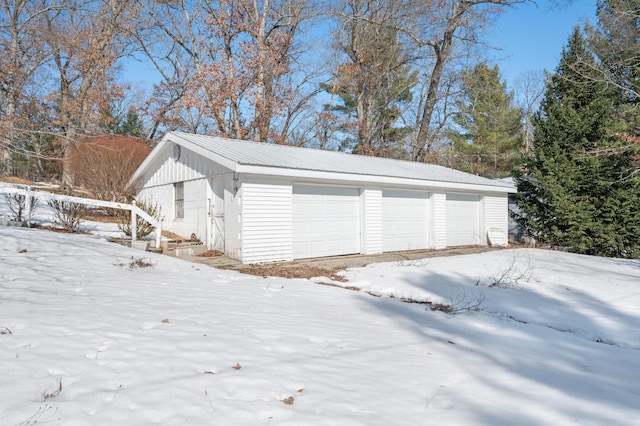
[491,0,598,85]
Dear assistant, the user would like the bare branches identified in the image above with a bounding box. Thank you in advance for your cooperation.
[324,0,418,156]
[513,70,545,153]
[0,0,58,174]
[71,134,150,201]
[407,0,531,161]
[4,192,39,222]
[40,0,141,185]
[48,198,87,232]
[138,0,317,143]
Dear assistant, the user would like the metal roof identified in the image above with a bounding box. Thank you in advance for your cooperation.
[167,132,515,190]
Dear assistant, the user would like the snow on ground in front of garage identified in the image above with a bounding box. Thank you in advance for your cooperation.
[1,188,639,425]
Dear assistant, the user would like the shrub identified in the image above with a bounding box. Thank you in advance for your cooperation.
[486,252,535,289]
[71,134,150,201]
[3,193,39,222]
[48,198,87,232]
[111,199,162,239]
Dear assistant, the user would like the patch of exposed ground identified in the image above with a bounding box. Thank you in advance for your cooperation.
[36,224,90,234]
[198,250,224,257]
[84,208,119,223]
[314,281,456,312]
[0,176,34,185]
[237,264,348,282]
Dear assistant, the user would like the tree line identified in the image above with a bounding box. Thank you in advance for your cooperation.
[1,0,546,185]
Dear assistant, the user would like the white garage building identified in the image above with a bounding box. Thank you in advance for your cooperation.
[128,132,516,264]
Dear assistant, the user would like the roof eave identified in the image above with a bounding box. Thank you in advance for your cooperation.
[126,136,171,191]
[236,164,517,193]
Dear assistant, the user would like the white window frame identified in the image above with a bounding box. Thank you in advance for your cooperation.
[174,182,184,219]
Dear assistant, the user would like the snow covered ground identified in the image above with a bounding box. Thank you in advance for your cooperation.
[1,194,639,425]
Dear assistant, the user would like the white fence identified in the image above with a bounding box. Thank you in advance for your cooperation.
[0,185,163,249]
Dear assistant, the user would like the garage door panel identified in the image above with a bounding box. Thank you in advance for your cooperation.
[446,193,480,246]
[383,189,429,252]
[293,185,360,259]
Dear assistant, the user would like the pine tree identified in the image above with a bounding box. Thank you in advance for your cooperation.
[102,106,146,138]
[447,62,523,177]
[117,108,145,138]
[514,27,640,258]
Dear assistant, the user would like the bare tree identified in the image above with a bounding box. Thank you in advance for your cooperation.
[72,134,150,201]
[0,0,55,175]
[324,0,418,156]
[42,0,140,186]
[138,0,318,144]
[404,0,531,162]
[513,69,544,153]
[135,28,196,139]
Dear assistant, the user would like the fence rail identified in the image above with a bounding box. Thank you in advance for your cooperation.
[0,184,163,249]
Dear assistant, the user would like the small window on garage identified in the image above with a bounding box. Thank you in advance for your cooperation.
[174,182,184,218]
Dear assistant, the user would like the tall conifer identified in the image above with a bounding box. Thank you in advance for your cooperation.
[447,62,523,177]
[514,27,640,258]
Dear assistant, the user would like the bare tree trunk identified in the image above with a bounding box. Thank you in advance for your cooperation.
[412,2,467,162]
[252,0,269,142]
[61,130,76,189]
[408,0,528,162]
[1,115,15,175]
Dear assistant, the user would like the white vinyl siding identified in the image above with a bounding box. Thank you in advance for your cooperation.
[361,187,383,254]
[242,179,293,264]
[137,143,232,189]
[382,189,429,252]
[446,193,481,246]
[292,185,361,259]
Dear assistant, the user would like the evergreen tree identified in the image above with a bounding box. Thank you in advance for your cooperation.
[101,105,146,138]
[116,107,145,138]
[514,27,640,258]
[447,62,523,177]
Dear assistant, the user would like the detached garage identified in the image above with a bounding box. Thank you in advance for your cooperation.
[128,132,515,264]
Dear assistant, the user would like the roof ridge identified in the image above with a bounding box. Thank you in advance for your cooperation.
[171,131,451,170]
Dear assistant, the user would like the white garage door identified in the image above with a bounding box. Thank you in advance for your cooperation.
[446,193,481,246]
[293,185,361,259]
[383,189,429,252]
